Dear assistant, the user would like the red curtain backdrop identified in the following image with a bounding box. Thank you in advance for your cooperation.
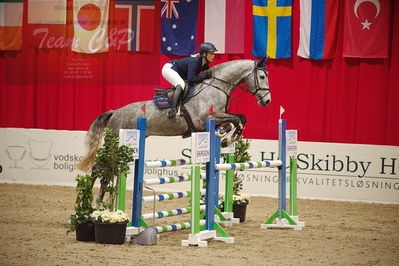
[1,0,398,146]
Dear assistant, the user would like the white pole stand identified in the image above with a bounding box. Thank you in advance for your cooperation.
[260,218,304,231]
[181,230,217,248]
[290,216,306,227]
[214,212,240,226]
[125,226,145,239]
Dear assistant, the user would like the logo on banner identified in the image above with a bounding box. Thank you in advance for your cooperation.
[286,130,297,157]
[119,129,140,159]
[192,132,210,164]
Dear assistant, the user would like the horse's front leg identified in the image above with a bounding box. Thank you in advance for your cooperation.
[213,113,246,146]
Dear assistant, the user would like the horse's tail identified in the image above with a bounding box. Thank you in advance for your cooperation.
[76,111,114,173]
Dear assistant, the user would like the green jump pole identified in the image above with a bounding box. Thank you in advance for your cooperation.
[224,155,235,213]
[289,157,298,217]
[190,165,201,235]
[116,172,127,211]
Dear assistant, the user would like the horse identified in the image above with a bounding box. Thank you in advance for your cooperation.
[76,57,271,206]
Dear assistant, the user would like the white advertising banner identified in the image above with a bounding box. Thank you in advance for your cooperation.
[0,128,398,203]
[0,128,86,186]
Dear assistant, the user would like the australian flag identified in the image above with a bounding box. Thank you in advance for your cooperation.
[161,0,199,55]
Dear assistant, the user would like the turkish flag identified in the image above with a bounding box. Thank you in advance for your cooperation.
[343,0,391,58]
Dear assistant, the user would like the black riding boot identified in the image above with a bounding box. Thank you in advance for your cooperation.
[167,85,183,118]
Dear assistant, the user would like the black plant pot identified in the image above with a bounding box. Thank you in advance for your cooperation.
[233,203,248,222]
[94,222,127,244]
[76,222,95,242]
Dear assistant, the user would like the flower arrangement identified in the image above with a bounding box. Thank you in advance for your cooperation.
[232,194,250,205]
[91,210,129,224]
[219,193,250,207]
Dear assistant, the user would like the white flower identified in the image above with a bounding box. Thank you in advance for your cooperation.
[91,210,129,223]
[219,194,250,205]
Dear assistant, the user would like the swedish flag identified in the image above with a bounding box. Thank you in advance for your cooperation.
[253,0,292,58]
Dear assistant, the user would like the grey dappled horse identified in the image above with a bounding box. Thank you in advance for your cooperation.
[77,58,271,205]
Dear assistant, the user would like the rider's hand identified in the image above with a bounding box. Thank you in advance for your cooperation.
[204,70,212,79]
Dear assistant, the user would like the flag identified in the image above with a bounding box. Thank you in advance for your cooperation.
[27,0,68,49]
[252,0,292,59]
[72,0,109,53]
[343,0,391,58]
[161,0,199,55]
[0,0,23,50]
[280,105,285,119]
[204,0,244,54]
[113,0,155,52]
[297,0,339,60]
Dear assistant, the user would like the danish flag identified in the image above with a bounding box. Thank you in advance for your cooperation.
[161,0,179,19]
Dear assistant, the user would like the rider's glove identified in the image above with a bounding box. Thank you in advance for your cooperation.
[204,70,212,79]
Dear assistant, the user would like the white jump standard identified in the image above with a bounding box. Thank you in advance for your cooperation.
[260,119,305,230]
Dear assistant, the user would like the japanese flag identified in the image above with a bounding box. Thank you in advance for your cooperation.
[72,0,109,53]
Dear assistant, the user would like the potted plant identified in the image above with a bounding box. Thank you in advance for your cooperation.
[89,128,133,244]
[94,128,134,210]
[221,138,252,222]
[91,209,129,244]
[67,174,95,241]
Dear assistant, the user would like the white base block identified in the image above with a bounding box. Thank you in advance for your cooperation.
[214,236,234,243]
[221,212,234,219]
[126,226,145,236]
[214,212,240,226]
[260,218,303,231]
[181,230,216,247]
[290,216,306,227]
[216,220,233,227]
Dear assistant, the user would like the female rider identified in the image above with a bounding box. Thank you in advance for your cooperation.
[162,42,217,118]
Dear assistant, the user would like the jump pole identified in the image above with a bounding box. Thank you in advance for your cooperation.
[260,119,304,230]
[126,118,234,243]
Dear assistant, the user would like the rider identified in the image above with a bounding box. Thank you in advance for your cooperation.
[162,42,217,118]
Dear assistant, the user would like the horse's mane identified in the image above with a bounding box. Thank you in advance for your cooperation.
[210,59,253,73]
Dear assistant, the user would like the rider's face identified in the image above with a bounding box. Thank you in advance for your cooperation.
[205,52,215,63]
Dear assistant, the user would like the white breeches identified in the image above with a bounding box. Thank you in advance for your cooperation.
[162,63,186,90]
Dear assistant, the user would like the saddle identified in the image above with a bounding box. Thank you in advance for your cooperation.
[153,83,195,109]
[153,84,200,138]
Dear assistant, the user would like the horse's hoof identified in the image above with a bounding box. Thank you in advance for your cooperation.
[216,130,227,138]
[228,123,236,133]
[221,138,228,147]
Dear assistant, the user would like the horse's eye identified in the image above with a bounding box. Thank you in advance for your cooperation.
[260,75,265,79]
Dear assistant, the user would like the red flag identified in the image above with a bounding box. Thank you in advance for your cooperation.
[141,103,146,116]
[343,0,391,58]
[208,104,214,118]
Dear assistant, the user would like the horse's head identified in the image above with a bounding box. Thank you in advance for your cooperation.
[243,57,271,107]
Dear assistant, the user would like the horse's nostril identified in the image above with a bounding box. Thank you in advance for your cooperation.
[265,99,271,105]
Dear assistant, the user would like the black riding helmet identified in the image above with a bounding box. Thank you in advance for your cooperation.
[199,42,217,53]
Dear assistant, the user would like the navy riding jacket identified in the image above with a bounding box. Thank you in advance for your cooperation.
[170,56,209,84]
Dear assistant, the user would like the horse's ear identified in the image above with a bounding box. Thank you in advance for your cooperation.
[257,56,268,67]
